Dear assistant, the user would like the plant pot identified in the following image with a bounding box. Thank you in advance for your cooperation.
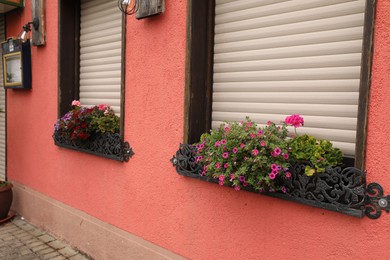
[0,183,13,220]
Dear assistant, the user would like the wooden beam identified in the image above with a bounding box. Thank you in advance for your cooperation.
[31,0,45,46]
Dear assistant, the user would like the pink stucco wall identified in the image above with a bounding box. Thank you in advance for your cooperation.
[5,0,390,259]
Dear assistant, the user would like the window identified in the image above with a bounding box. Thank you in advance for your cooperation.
[185,0,375,169]
[58,0,125,129]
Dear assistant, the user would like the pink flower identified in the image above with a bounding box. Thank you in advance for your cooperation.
[252,149,259,156]
[224,163,229,169]
[224,127,230,133]
[246,122,252,127]
[195,156,202,162]
[257,130,263,137]
[233,147,238,154]
[215,163,221,169]
[234,185,241,191]
[243,181,248,187]
[214,141,221,147]
[98,104,107,111]
[281,186,287,193]
[250,133,256,138]
[219,175,225,181]
[285,114,304,128]
[230,174,235,181]
[269,172,276,180]
[221,139,227,145]
[71,100,80,106]
[219,181,224,186]
[240,143,245,149]
[201,170,206,176]
[239,176,245,182]
[285,172,292,178]
[267,121,272,126]
[222,152,229,159]
[274,147,281,155]
[272,170,279,175]
[271,164,278,170]
[283,153,289,160]
[260,140,266,147]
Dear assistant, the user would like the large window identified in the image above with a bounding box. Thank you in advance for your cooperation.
[58,0,125,127]
[185,0,375,169]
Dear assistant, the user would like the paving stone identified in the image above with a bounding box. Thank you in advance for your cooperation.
[38,234,56,243]
[48,240,67,250]
[36,247,55,256]
[31,244,50,252]
[69,253,91,260]
[42,251,60,259]
[58,246,78,257]
[27,241,44,248]
[19,223,36,232]
[48,255,67,260]
[28,229,45,237]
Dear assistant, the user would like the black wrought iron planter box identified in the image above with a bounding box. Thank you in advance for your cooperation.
[53,132,134,162]
[171,144,390,219]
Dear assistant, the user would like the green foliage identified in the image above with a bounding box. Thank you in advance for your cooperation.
[196,118,291,192]
[194,116,345,192]
[0,181,10,188]
[54,102,120,141]
[90,114,120,134]
[288,134,343,176]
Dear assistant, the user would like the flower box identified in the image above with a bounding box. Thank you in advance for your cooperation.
[53,132,133,162]
[53,101,133,162]
[171,143,366,218]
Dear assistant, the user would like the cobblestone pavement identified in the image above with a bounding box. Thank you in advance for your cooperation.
[0,216,92,260]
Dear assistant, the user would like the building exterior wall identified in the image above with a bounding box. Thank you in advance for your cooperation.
[5,0,390,259]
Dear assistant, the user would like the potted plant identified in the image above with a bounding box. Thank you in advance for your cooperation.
[0,180,13,222]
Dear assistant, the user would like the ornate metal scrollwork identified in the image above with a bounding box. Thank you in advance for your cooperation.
[284,162,366,210]
[170,144,202,175]
[53,132,134,162]
[365,183,390,219]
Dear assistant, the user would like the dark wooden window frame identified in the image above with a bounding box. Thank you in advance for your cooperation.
[58,0,126,137]
[184,0,376,170]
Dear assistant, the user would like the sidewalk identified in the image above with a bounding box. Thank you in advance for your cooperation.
[0,216,92,260]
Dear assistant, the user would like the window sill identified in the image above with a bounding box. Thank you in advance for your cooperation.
[53,132,134,162]
[171,144,366,218]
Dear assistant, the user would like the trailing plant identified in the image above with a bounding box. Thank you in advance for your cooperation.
[194,114,344,193]
[196,118,291,193]
[54,101,120,142]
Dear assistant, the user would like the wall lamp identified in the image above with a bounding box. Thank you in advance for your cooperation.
[18,18,39,44]
[17,0,46,46]
[118,0,164,19]
[118,0,139,16]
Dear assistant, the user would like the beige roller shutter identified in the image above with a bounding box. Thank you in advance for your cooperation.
[79,0,122,115]
[0,15,6,180]
[213,0,366,156]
